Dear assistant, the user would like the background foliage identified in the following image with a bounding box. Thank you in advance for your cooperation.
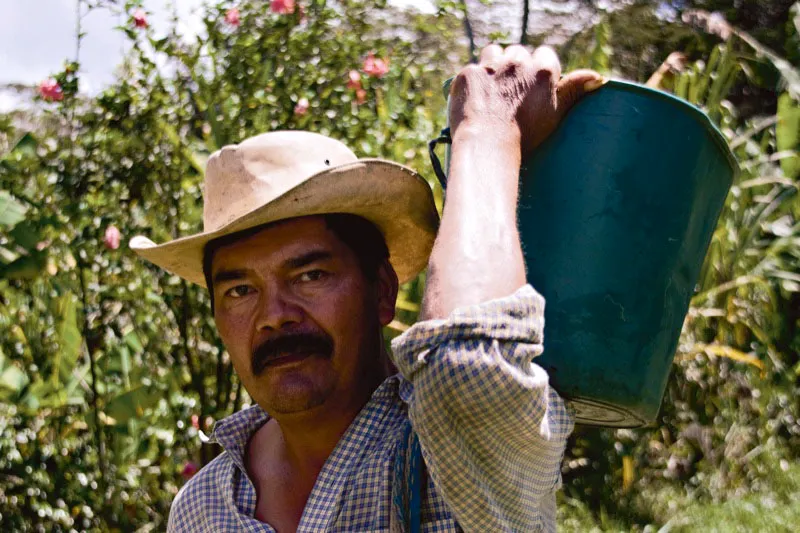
[0,0,798,531]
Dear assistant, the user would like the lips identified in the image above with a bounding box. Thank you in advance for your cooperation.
[261,350,317,367]
[251,331,334,376]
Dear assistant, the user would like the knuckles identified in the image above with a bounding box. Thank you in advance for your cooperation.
[455,64,486,82]
[451,64,488,96]
[534,66,558,82]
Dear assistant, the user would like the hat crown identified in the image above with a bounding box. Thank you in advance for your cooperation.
[203,131,358,232]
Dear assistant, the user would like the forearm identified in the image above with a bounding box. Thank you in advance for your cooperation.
[421,124,527,320]
[420,45,602,320]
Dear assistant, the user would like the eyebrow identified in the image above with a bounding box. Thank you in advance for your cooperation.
[212,268,249,285]
[285,250,333,270]
[212,250,334,285]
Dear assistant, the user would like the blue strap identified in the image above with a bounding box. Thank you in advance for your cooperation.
[392,421,423,533]
[427,127,451,191]
[408,428,422,533]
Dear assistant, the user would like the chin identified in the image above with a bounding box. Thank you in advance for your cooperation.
[258,371,335,415]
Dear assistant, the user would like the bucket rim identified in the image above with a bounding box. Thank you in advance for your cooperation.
[441,77,740,178]
[601,79,739,177]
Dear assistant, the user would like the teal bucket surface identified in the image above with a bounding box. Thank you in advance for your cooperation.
[441,80,737,427]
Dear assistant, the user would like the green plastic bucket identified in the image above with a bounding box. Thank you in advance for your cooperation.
[435,79,737,427]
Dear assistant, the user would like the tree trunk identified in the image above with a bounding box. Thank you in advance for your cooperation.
[459,0,478,62]
[521,0,530,45]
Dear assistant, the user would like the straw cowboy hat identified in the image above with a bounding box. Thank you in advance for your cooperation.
[130,131,440,287]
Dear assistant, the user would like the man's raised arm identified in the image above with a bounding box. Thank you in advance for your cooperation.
[421,44,603,319]
[391,45,603,531]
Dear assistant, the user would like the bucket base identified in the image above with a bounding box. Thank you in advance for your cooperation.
[568,397,650,428]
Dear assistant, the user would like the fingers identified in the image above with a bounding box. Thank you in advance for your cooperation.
[450,64,484,100]
[481,44,532,75]
[453,44,603,153]
[503,44,531,64]
[479,44,503,73]
[530,46,561,84]
[555,69,606,114]
[477,44,562,80]
[665,52,688,72]
[493,45,533,79]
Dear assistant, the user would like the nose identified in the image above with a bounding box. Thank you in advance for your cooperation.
[255,286,304,331]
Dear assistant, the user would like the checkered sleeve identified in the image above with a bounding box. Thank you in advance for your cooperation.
[390,285,573,532]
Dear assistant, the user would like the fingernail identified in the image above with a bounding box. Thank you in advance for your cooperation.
[584,77,608,92]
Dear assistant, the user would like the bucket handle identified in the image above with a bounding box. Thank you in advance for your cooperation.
[427,127,451,190]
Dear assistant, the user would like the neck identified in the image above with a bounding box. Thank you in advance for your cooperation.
[270,357,391,475]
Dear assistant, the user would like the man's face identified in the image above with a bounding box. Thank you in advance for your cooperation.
[210,216,398,416]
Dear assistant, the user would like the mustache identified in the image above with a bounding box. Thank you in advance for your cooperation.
[251,330,334,375]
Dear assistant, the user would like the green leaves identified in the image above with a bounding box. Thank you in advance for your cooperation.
[2,291,88,411]
[0,133,53,281]
[0,249,48,281]
[53,293,82,387]
[0,347,29,397]
[0,1,464,529]
[0,190,28,228]
[0,132,37,173]
[589,20,612,74]
[103,385,162,425]
[777,93,800,180]
[669,44,741,121]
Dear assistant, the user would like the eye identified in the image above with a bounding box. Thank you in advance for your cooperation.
[298,269,328,283]
[224,284,255,298]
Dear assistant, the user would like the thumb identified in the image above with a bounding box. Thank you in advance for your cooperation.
[556,69,606,116]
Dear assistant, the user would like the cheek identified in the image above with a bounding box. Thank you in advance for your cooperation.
[215,314,254,361]
[335,288,381,348]
[215,315,235,343]
[311,283,373,343]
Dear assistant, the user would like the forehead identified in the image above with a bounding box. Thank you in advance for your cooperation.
[210,216,346,272]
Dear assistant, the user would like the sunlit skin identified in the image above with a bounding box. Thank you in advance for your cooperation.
[209,216,399,530]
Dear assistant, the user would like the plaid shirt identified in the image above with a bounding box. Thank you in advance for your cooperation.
[167,285,573,532]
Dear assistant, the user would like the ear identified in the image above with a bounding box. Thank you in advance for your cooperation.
[375,260,399,327]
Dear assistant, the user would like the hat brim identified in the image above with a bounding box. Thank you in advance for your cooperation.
[130,159,440,287]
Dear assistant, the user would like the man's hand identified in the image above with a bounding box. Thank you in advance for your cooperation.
[449,44,604,156]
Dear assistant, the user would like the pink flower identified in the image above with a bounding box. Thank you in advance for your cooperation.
[225,8,241,26]
[270,0,295,15]
[132,8,148,29]
[181,462,199,480]
[355,88,367,105]
[190,414,200,429]
[104,226,121,250]
[38,79,64,102]
[294,97,309,116]
[363,53,389,78]
[346,70,362,90]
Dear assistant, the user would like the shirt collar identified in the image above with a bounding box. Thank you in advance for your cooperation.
[209,403,270,470]
[208,374,405,468]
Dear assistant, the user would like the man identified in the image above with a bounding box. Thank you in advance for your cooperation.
[131,45,603,532]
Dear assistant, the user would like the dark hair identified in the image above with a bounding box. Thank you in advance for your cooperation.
[203,214,389,309]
